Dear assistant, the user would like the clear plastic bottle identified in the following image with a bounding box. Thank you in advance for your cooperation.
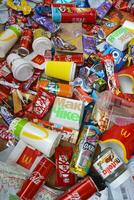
[93,147,131,188]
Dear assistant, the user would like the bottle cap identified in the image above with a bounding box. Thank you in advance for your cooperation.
[108,169,131,189]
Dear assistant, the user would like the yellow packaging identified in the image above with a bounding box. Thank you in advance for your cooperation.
[45,61,76,82]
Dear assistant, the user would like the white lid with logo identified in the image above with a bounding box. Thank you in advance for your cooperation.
[32,37,52,55]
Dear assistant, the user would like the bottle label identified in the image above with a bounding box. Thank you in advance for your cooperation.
[93,149,123,179]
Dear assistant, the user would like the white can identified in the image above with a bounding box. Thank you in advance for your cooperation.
[0,25,21,58]
[7,53,34,82]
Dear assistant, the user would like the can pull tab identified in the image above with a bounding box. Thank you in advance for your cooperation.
[52,36,77,51]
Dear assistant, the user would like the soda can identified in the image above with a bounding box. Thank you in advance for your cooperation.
[70,125,101,177]
[18,29,33,57]
[17,156,55,200]
[57,176,98,200]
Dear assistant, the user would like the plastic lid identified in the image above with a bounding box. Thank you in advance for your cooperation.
[52,7,61,23]
[32,37,52,53]
[108,169,131,189]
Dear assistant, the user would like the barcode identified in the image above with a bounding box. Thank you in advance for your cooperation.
[121,187,128,200]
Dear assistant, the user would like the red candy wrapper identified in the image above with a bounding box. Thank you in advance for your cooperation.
[26,90,55,119]
[54,54,84,66]
[113,0,129,11]
[0,124,14,141]
[55,146,75,187]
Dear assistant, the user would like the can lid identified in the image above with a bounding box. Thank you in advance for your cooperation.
[9,25,21,38]
[52,7,61,23]
[108,169,131,189]
[9,118,28,138]
[18,47,29,57]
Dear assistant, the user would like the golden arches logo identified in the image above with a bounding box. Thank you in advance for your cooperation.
[23,123,49,140]
[121,128,131,138]
[21,155,32,165]
[0,34,16,42]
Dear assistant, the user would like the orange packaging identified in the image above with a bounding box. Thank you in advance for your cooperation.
[98,17,121,39]
[36,79,73,98]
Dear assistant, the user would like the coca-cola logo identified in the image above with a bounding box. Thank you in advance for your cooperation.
[29,171,44,185]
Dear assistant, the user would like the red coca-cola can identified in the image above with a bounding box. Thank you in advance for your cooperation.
[17,157,55,200]
[18,29,33,57]
[56,176,98,200]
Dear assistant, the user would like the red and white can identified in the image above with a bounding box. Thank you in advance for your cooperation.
[17,156,55,200]
[18,29,33,57]
[52,4,96,23]
[56,176,98,200]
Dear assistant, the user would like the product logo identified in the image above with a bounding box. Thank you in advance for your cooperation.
[69,192,80,200]
[30,171,44,185]
[23,123,49,140]
[0,33,16,42]
[16,147,38,169]
[121,128,131,138]
[96,150,122,177]
[59,155,70,183]
[46,82,59,94]
[52,97,82,121]
[32,55,45,65]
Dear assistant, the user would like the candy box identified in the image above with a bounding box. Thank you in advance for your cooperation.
[49,97,84,130]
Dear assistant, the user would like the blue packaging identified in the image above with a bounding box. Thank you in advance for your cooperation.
[102,43,126,72]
